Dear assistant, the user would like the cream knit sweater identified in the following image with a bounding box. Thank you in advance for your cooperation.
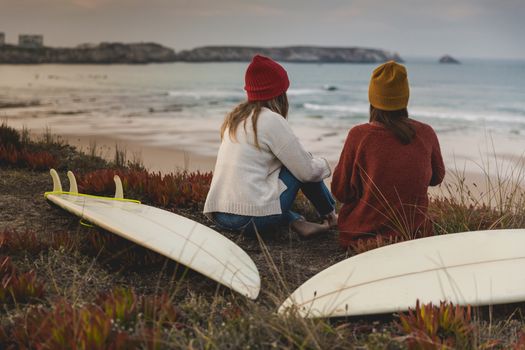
[204,108,331,217]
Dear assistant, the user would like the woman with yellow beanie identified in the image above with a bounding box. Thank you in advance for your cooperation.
[331,61,445,247]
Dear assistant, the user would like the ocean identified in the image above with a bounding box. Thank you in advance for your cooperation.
[1,59,524,165]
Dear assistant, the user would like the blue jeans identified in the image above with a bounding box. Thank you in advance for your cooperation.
[212,167,335,235]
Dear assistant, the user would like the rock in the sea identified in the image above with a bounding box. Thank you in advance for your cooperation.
[439,55,460,64]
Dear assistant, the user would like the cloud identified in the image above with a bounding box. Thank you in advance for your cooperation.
[0,0,523,58]
[71,0,111,9]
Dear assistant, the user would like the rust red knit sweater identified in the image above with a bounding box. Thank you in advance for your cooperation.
[331,120,445,247]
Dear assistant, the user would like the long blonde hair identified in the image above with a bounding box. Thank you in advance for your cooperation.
[220,93,289,149]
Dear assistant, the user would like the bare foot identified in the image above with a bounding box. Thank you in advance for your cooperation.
[324,211,338,229]
[290,219,330,238]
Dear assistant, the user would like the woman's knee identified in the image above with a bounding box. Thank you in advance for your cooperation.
[212,212,252,231]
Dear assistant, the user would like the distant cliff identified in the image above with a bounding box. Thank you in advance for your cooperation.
[0,43,403,64]
[0,43,177,64]
[176,46,403,63]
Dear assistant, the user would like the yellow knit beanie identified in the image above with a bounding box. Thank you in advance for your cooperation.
[368,61,409,111]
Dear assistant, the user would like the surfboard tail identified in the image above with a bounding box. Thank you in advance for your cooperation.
[45,169,262,300]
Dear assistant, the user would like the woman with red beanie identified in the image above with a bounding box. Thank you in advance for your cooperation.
[204,55,337,237]
[331,61,445,248]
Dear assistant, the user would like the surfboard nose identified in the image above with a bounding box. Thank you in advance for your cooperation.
[277,300,289,315]
[277,297,305,316]
[231,267,260,300]
[246,287,260,300]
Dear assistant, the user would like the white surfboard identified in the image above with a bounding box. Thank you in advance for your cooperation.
[279,229,525,317]
[45,169,260,299]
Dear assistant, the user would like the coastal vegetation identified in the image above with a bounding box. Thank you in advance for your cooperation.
[1,123,525,349]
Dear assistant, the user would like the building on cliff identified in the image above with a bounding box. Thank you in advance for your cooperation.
[18,35,44,48]
[0,32,5,46]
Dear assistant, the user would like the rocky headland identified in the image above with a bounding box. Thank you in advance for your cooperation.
[0,43,403,64]
[175,46,403,63]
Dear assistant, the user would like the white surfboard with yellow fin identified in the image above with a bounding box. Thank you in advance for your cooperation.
[45,169,260,299]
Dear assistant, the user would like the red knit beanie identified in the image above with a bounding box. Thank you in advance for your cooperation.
[244,55,290,101]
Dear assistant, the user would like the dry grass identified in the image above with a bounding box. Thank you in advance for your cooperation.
[430,151,525,235]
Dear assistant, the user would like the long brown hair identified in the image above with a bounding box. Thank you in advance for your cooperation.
[369,105,415,145]
[220,93,289,149]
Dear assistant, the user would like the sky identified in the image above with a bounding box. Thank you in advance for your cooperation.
[0,0,524,60]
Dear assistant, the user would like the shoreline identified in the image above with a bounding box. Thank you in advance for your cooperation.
[14,117,524,173]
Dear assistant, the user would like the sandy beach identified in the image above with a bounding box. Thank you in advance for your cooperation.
[8,113,522,171]
[10,117,522,203]
[58,133,217,173]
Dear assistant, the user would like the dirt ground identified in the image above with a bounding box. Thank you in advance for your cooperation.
[0,168,348,304]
